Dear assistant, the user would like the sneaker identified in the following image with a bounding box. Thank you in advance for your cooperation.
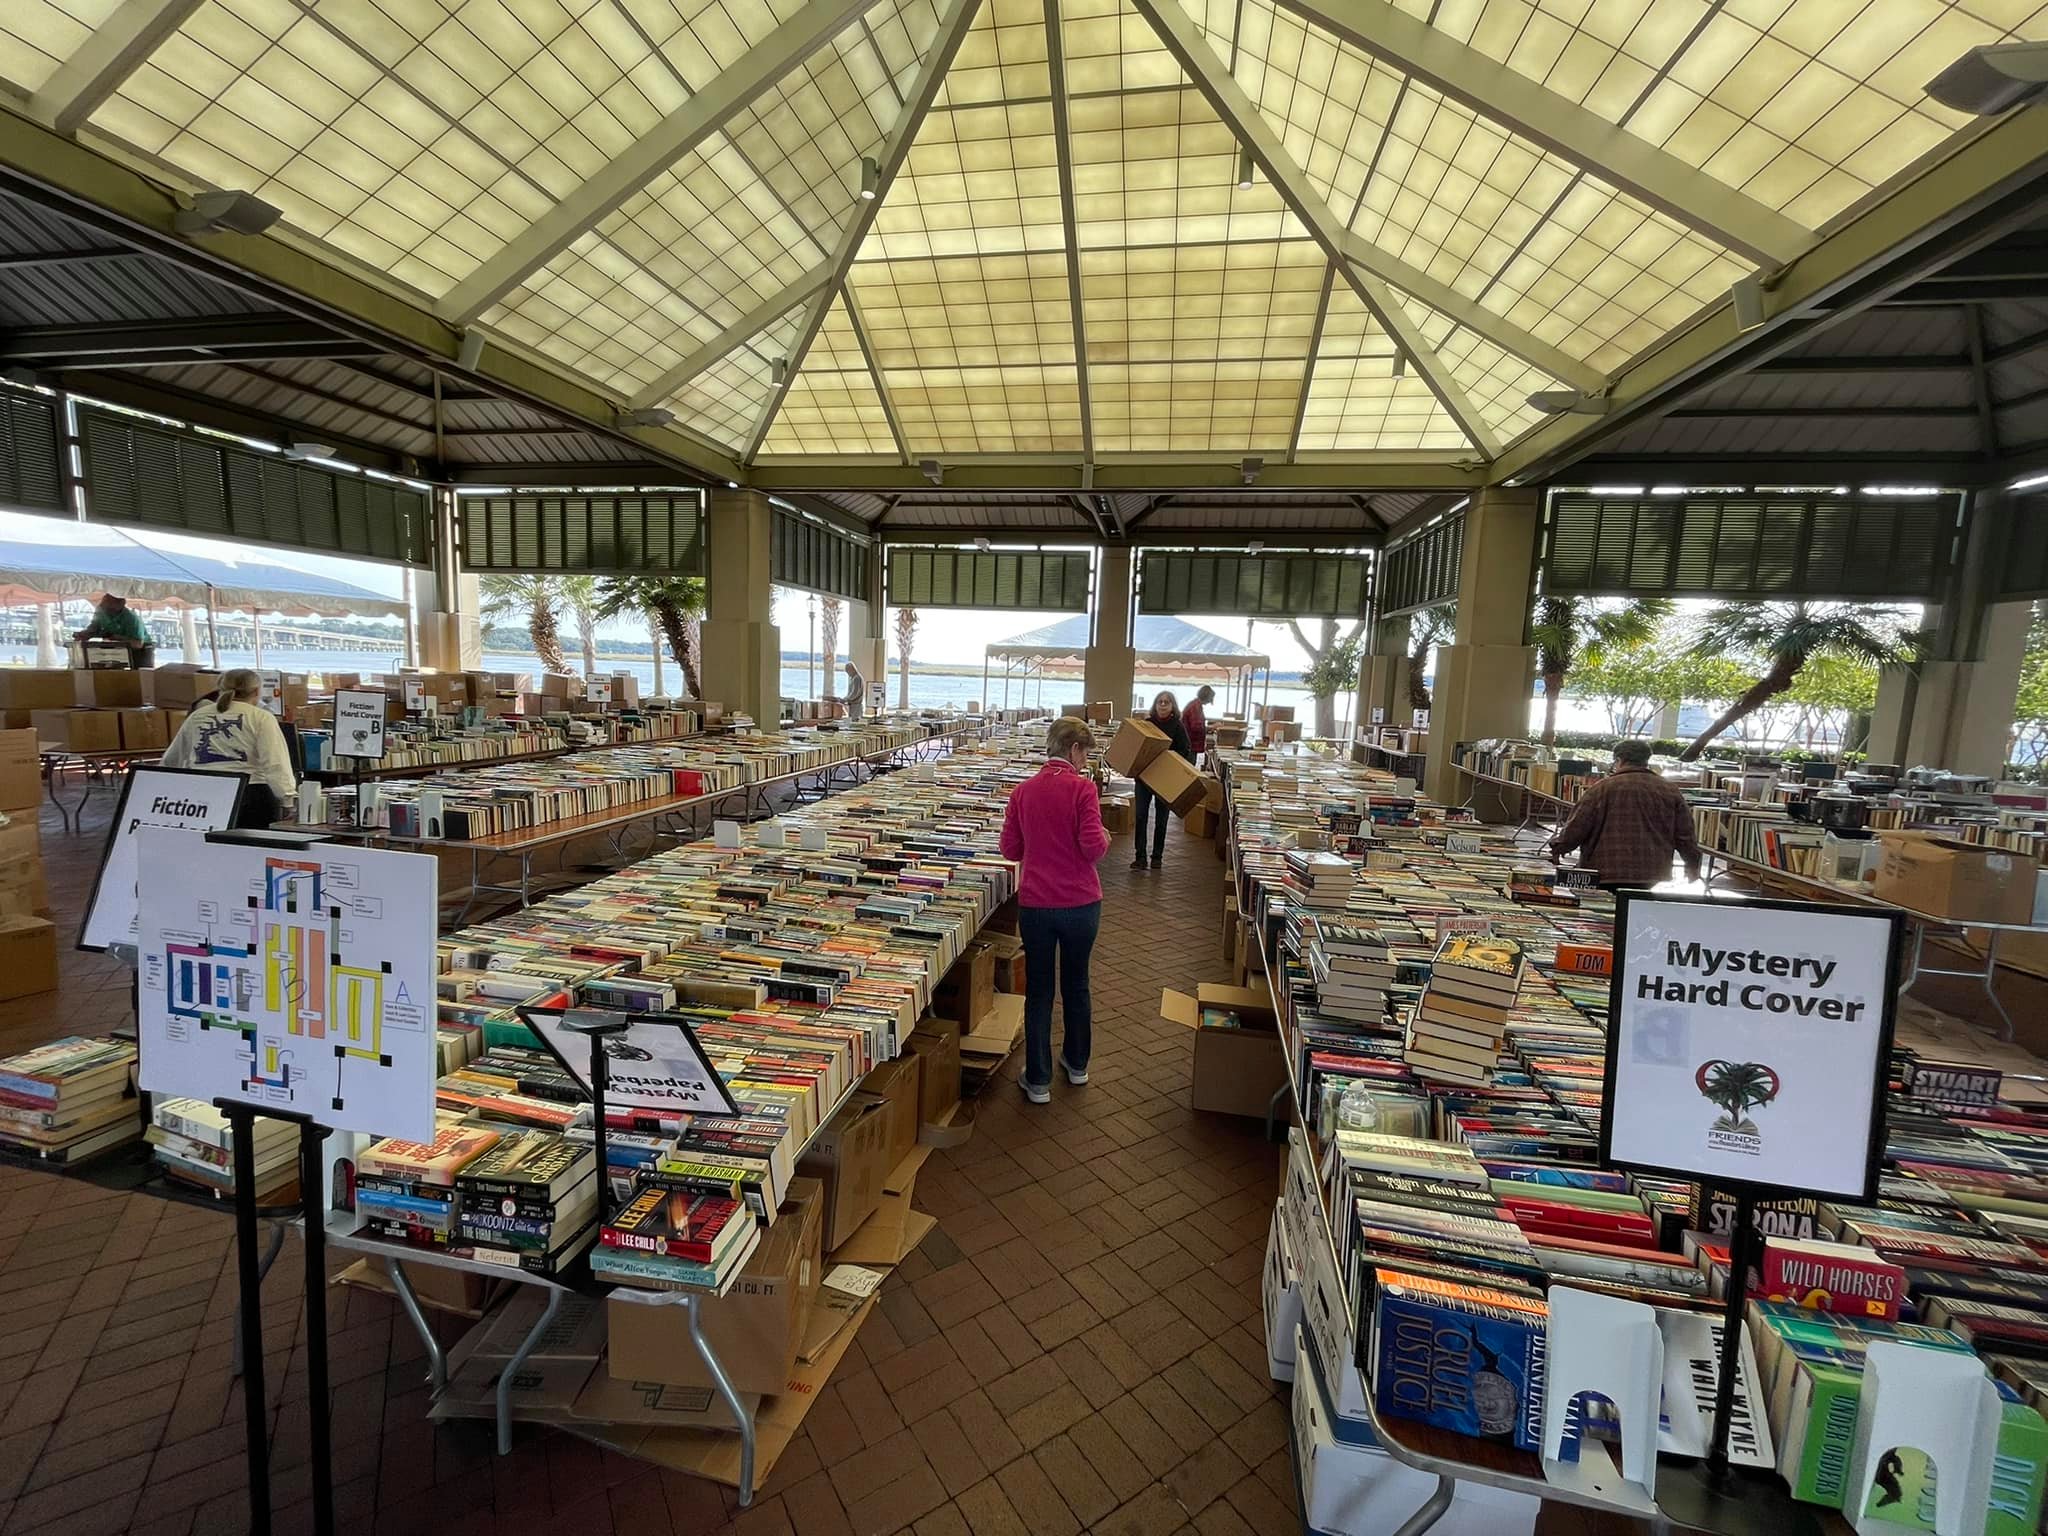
[1060,1058,1088,1086]
[1020,1078,1051,1105]
[1130,853,1148,869]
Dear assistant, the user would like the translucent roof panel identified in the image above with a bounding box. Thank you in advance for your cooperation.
[0,0,119,97]
[662,300,811,453]
[1428,0,2048,231]
[1297,285,1475,452]
[1396,298,1567,445]
[760,297,900,455]
[884,362,1084,453]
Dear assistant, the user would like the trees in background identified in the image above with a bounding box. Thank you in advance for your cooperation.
[893,606,918,708]
[1781,652,1881,752]
[819,597,842,700]
[1677,602,1917,760]
[1289,617,1365,739]
[560,575,599,676]
[478,574,566,675]
[2011,607,2048,775]
[595,576,705,698]
[1406,604,1455,713]
[1529,596,1671,745]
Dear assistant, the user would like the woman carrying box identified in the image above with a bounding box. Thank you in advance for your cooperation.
[1132,690,1192,871]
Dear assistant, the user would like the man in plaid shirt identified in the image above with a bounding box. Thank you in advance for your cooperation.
[1549,739,1701,888]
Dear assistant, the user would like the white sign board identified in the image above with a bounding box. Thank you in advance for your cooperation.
[522,1007,739,1116]
[1600,892,1900,1202]
[868,682,886,713]
[401,677,425,711]
[135,827,440,1139]
[586,677,614,705]
[80,767,246,952]
[258,669,283,715]
[334,689,389,762]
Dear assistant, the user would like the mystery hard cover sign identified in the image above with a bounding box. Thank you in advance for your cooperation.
[1599,891,1902,1203]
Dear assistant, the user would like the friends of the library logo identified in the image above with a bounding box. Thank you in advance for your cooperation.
[1696,1058,1781,1152]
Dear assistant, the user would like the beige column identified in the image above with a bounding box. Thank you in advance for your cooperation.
[1083,546,1136,714]
[416,490,481,671]
[698,487,781,725]
[845,542,885,696]
[1354,614,1414,738]
[1422,487,1539,808]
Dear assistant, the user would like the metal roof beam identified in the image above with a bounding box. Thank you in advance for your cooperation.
[1,316,377,361]
[29,0,200,136]
[62,370,413,473]
[1271,0,1808,269]
[740,0,982,464]
[1758,355,1972,375]
[752,457,1485,493]
[226,365,432,435]
[0,246,139,268]
[1665,404,1977,420]
[1880,277,2048,304]
[842,289,912,464]
[1487,99,2048,488]
[437,0,872,326]
[626,259,834,410]
[1044,0,1094,473]
[1990,327,2048,366]
[1132,0,1503,456]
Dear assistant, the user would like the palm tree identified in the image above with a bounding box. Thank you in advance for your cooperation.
[819,597,842,701]
[1679,602,1918,760]
[1530,596,1672,746]
[893,606,919,709]
[560,575,600,677]
[1407,604,1454,713]
[596,576,706,698]
[1697,1059,1780,1134]
[479,574,567,675]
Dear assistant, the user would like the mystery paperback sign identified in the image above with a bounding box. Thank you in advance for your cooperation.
[1600,891,1902,1203]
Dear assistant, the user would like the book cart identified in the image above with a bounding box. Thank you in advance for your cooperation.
[1217,760,1907,1536]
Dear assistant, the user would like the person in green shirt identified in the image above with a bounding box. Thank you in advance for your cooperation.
[74,592,153,667]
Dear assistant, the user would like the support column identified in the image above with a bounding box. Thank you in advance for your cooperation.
[846,543,884,705]
[699,488,780,725]
[1871,494,2028,778]
[1423,487,1539,808]
[1354,614,1414,738]
[416,491,481,672]
[1083,547,1135,714]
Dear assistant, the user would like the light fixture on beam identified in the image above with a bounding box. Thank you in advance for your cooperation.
[1926,40,2048,114]
[860,156,881,200]
[1246,540,1265,555]
[617,406,675,429]
[920,457,943,485]
[173,189,283,237]
[1241,456,1263,485]
[1729,274,1766,332]
[1236,146,1254,191]
[1391,351,1406,378]
[1,366,37,390]
[974,537,991,552]
[1527,389,1611,416]
[772,357,788,386]
[456,329,486,371]
[283,442,334,462]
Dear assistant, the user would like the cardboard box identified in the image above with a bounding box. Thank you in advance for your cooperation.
[1259,704,1296,723]
[863,1055,922,1175]
[933,942,995,1028]
[0,670,77,711]
[1875,834,2034,925]
[1199,774,1225,812]
[32,709,121,754]
[1267,721,1302,744]
[958,991,1025,1060]
[1084,701,1113,724]
[606,1179,824,1397]
[986,931,1025,994]
[0,730,38,812]
[1139,750,1206,816]
[1160,984,1286,1118]
[906,1022,960,1124]
[115,708,170,751]
[0,916,57,1000]
[73,669,144,709]
[1098,796,1132,833]
[1184,804,1218,839]
[1105,717,1170,778]
[795,1093,895,1250]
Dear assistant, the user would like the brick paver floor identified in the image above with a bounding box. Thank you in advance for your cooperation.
[2,773,2032,1536]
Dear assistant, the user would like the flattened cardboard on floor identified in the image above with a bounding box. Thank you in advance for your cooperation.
[571,1371,755,1431]
[827,1143,935,1267]
[959,990,1025,1058]
[432,1289,608,1418]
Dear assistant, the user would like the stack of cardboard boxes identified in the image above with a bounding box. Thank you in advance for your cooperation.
[0,730,56,1001]
[1105,716,1226,840]
[3,667,184,753]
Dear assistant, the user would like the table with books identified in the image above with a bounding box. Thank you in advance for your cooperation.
[1449,761,1572,838]
[1217,746,2048,1536]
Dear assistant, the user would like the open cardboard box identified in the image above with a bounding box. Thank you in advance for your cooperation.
[1160,983,1289,1119]
[959,990,1024,1060]
[828,1142,936,1267]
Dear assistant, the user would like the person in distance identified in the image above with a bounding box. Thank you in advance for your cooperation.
[1132,689,1192,871]
[1183,683,1214,759]
[161,668,297,828]
[999,716,1109,1105]
[1549,738,1701,889]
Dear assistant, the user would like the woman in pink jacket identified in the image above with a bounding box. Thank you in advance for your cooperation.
[999,716,1110,1104]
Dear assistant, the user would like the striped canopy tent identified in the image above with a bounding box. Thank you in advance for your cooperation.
[984,615,1268,714]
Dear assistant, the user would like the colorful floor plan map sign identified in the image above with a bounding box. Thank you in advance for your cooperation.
[135,827,438,1140]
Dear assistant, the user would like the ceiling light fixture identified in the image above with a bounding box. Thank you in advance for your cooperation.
[859,156,880,200]
[920,457,943,486]
[283,442,334,462]
[772,357,788,386]
[2011,471,2048,492]
[1236,147,1254,190]
[617,407,675,429]
[1729,275,1766,332]
[173,189,282,237]
[1391,352,1406,379]
[974,537,992,552]
[1,366,36,390]
[1241,456,1263,485]
[1246,540,1265,555]
[1926,41,2048,114]
[456,330,486,371]
[1527,389,1611,416]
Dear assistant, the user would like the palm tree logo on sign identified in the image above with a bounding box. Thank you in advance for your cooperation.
[1696,1059,1782,1153]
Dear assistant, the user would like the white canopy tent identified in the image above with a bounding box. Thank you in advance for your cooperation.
[984,615,1270,715]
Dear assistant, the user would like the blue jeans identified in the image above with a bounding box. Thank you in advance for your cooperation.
[1018,901,1100,1089]
[1134,783,1169,858]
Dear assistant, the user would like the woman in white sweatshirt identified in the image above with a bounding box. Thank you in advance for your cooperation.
[161,668,297,826]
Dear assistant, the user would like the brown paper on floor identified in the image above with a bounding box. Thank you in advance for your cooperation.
[826,1144,936,1266]
[959,991,1024,1057]
[570,1370,757,1431]
[798,1286,867,1364]
[917,1097,976,1150]
[567,1292,876,1491]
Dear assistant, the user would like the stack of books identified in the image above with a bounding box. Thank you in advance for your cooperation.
[450,1128,598,1275]
[1281,849,1357,910]
[0,1037,139,1163]
[1403,933,1526,1085]
[354,1119,504,1246]
[1307,918,1393,1025]
[147,1099,297,1201]
[591,1181,761,1291]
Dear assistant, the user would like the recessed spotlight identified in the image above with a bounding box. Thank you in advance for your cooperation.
[1391,352,1406,378]
[173,189,282,237]
[1925,41,2048,114]
[1729,275,1766,331]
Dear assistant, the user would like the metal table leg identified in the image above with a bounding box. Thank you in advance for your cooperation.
[686,1292,757,1504]
[383,1256,447,1393]
[1391,1473,1455,1536]
[495,1287,564,1455]
[230,1219,290,1377]
[1263,1080,1290,1144]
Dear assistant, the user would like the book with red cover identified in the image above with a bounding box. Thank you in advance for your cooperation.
[1757,1236,1905,1321]
[600,1188,743,1261]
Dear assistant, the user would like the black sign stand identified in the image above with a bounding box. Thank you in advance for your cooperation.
[216,1101,335,1536]
[557,1012,628,1216]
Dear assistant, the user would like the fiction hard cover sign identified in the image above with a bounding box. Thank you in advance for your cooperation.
[1599,890,1902,1204]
